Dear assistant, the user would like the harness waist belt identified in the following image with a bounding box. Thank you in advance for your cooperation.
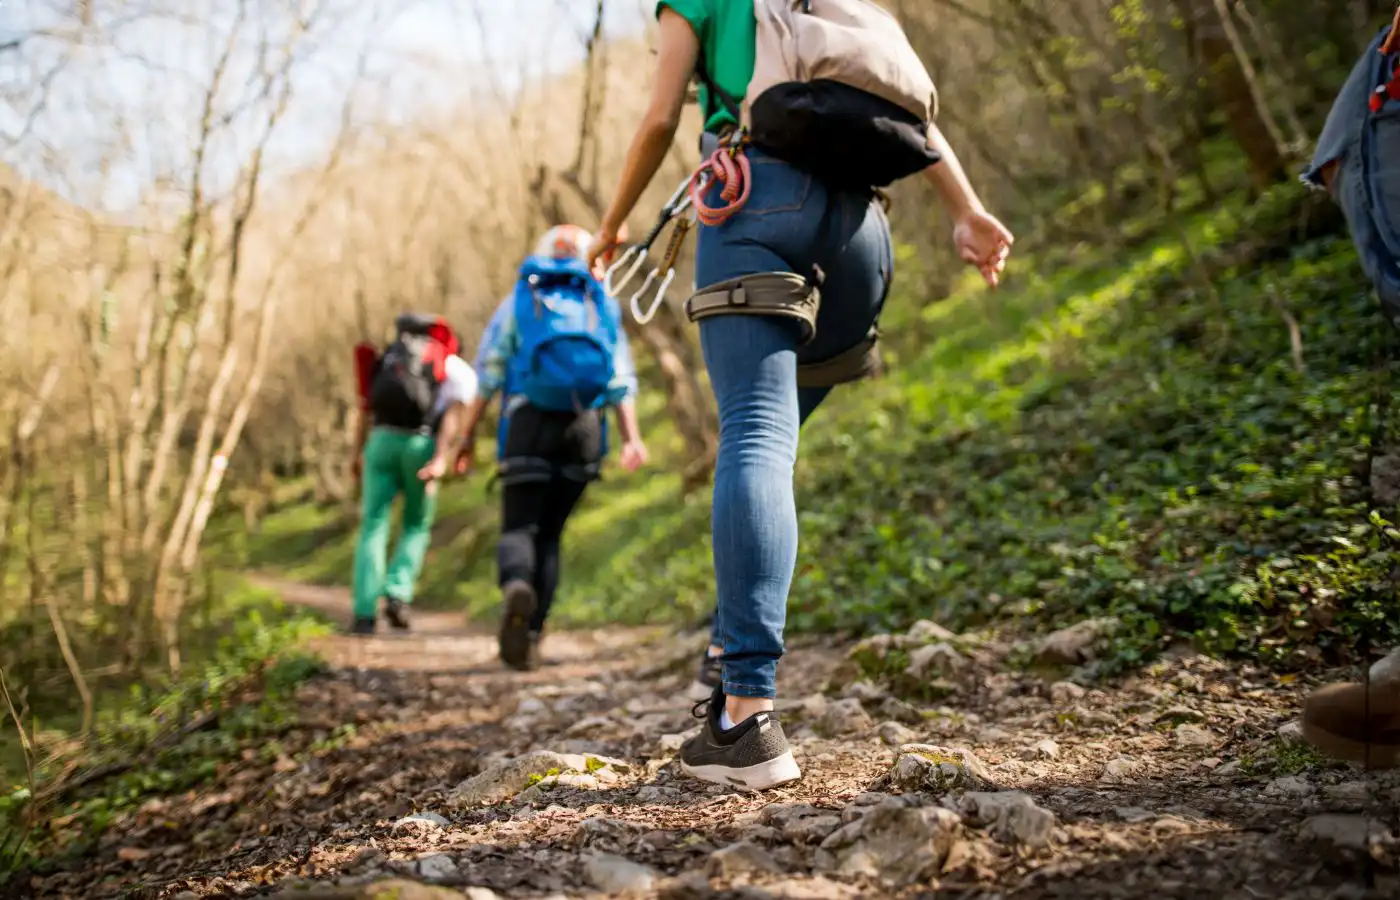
[498,455,601,487]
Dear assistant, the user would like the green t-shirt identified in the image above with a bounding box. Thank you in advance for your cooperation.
[657,0,755,133]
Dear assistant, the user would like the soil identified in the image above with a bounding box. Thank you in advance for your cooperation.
[14,579,1400,899]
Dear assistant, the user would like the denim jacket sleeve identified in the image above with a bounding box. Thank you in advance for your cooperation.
[604,292,639,406]
[1303,27,1389,188]
[475,298,516,399]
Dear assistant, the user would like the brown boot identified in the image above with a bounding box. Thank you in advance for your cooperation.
[1301,681,1400,768]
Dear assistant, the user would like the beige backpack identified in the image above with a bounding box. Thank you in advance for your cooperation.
[703,0,940,188]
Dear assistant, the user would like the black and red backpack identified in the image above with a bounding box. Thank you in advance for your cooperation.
[363,313,460,431]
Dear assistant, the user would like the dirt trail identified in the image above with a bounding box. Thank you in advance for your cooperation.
[21,582,1400,900]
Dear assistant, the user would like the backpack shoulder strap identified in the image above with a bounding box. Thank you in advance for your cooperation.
[694,55,742,125]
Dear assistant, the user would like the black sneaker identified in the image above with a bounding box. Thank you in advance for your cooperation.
[382,595,410,631]
[679,686,801,791]
[687,652,723,701]
[350,616,376,636]
[499,580,537,671]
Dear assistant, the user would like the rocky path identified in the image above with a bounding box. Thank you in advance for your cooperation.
[21,583,1400,899]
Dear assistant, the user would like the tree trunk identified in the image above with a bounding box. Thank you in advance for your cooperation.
[1174,0,1289,190]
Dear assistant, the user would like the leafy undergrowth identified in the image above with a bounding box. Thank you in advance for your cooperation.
[0,586,331,878]
[225,178,1399,673]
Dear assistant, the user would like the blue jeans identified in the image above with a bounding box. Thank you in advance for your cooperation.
[696,147,893,698]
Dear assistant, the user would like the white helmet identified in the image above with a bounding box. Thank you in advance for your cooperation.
[533,224,592,261]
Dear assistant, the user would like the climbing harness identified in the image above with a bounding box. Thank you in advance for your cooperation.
[604,132,754,324]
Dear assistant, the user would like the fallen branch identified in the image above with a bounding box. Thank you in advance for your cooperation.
[1266,284,1305,374]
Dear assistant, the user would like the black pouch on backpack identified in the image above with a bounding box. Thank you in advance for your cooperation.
[367,314,443,430]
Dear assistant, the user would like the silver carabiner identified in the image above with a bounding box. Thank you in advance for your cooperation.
[630,266,677,325]
[604,243,649,296]
[602,174,696,299]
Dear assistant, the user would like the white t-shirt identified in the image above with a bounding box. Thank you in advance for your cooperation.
[435,354,479,411]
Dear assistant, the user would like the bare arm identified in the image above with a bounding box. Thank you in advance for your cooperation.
[922,123,986,221]
[597,9,698,240]
[433,403,466,465]
[459,394,490,444]
[352,406,370,455]
[922,123,1014,287]
[616,399,641,444]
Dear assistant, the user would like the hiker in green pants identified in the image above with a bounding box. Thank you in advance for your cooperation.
[350,314,479,635]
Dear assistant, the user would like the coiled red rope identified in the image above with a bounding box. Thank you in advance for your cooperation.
[688,144,752,226]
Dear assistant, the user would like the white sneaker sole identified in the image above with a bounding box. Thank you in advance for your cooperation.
[681,750,802,792]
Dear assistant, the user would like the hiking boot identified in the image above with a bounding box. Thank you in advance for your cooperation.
[680,686,801,791]
[687,651,723,701]
[499,580,538,671]
[350,617,376,636]
[524,631,543,671]
[382,595,410,631]
[1302,680,1400,768]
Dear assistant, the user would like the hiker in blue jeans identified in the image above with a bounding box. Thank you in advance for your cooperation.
[1297,7,1400,768]
[587,0,1012,789]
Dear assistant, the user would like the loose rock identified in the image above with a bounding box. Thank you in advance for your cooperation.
[1099,757,1141,783]
[1299,814,1377,855]
[393,811,449,831]
[706,841,782,879]
[783,814,843,844]
[1264,775,1314,798]
[415,853,458,882]
[584,852,658,894]
[907,619,959,644]
[876,720,919,746]
[518,771,600,802]
[906,642,966,679]
[1370,453,1400,506]
[450,751,589,807]
[816,797,961,885]
[1155,705,1204,725]
[959,791,1056,849]
[1173,724,1215,748]
[1049,681,1086,704]
[571,817,645,851]
[817,698,873,737]
[1036,618,1118,665]
[880,743,995,794]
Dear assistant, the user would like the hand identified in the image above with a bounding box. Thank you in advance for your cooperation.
[417,454,447,482]
[586,221,629,279]
[619,439,649,473]
[453,444,474,476]
[952,210,1014,288]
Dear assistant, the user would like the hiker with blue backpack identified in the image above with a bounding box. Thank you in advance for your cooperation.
[459,224,648,670]
[586,0,1012,790]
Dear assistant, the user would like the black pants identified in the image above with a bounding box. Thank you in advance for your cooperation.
[497,404,602,634]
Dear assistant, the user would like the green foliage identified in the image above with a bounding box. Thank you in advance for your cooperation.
[0,587,330,879]
[228,179,1399,676]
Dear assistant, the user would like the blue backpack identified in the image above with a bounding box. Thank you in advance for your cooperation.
[509,254,620,411]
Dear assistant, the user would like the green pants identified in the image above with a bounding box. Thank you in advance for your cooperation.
[352,427,439,617]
